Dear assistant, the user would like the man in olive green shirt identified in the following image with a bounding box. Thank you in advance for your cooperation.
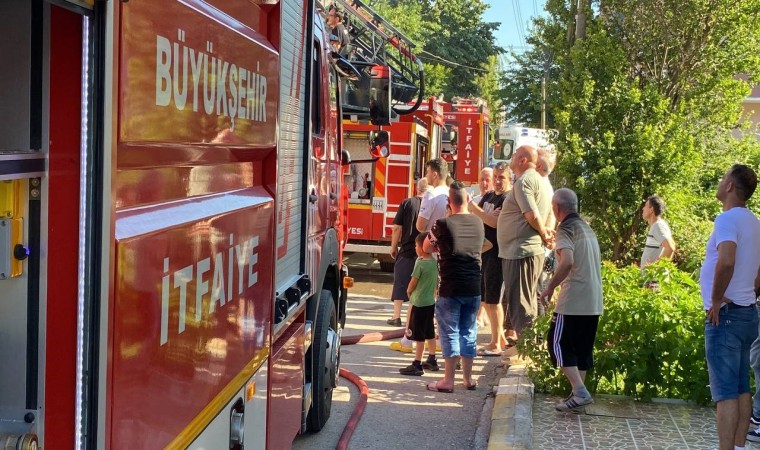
[497,145,553,348]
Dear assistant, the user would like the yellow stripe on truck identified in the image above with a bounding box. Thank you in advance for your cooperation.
[164,347,270,450]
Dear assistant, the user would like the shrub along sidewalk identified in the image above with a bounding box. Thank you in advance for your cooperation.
[519,261,712,405]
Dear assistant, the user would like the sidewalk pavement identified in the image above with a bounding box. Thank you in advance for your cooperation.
[488,358,760,449]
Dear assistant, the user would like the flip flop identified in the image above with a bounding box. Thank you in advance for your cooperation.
[464,382,477,391]
[477,348,501,357]
[426,381,454,393]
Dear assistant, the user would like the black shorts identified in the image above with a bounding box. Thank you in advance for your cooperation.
[481,253,504,304]
[547,313,599,371]
[391,255,416,302]
[406,305,436,342]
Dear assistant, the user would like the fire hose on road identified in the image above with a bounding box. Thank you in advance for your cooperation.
[335,328,405,450]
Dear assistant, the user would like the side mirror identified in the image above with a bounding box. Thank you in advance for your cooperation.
[369,130,390,159]
[330,51,361,81]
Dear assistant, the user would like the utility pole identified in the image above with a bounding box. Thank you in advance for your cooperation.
[575,0,587,40]
[541,76,546,129]
[541,51,552,130]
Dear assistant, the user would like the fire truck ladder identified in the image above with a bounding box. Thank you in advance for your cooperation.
[332,0,425,115]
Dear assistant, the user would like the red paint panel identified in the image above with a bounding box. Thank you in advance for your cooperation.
[372,211,387,242]
[267,321,305,450]
[110,191,274,449]
[346,208,372,240]
[118,0,280,168]
[45,6,82,447]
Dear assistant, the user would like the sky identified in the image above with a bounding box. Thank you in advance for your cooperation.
[482,0,548,55]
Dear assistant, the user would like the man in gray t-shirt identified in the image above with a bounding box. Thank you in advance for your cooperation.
[640,195,675,269]
[539,188,603,412]
[497,145,553,344]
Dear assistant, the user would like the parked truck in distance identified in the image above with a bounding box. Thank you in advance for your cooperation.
[492,125,554,165]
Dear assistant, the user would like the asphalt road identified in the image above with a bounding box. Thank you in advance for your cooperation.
[292,254,507,450]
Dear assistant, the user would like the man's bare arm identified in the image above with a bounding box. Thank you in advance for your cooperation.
[539,248,573,304]
[469,200,498,227]
[660,237,675,259]
[524,209,551,243]
[416,216,429,233]
[390,225,401,259]
[707,241,737,325]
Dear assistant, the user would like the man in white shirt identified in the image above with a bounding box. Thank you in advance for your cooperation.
[640,195,676,269]
[701,164,760,450]
[416,158,450,233]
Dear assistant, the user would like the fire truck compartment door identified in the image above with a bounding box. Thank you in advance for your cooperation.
[111,187,273,449]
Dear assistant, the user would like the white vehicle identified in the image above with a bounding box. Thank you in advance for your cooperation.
[491,125,554,165]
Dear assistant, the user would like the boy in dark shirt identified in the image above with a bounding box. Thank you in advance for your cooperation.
[399,233,439,376]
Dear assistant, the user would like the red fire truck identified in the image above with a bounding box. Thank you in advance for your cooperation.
[0,0,415,448]
[343,98,444,271]
[441,98,491,189]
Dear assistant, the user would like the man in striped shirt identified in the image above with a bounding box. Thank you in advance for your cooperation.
[640,195,676,270]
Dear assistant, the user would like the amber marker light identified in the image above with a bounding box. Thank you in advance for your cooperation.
[246,382,256,402]
[343,277,354,288]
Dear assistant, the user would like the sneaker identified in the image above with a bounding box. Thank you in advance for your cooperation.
[752,413,760,426]
[555,395,593,412]
[386,317,402,327]
[422,358,439,372]
[399,364,424,376]
[389,341,414,353]
[748,425,760,443]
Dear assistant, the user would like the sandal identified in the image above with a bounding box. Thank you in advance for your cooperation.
[426,381,454,393]
[464,382,477,391]
[477,348,501,357]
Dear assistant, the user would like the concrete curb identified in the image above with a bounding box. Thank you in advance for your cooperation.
[486,361,534,450]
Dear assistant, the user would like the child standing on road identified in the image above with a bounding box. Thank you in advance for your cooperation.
[399,233,439,375]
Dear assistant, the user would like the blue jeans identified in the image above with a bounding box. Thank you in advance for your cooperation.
[705,305,759,402]
[751,306,760,415]
[436,295,480,358]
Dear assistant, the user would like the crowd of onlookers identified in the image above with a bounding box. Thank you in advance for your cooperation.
[383,146,760,450]
[385,146,604,405]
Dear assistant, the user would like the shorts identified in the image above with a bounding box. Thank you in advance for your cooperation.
[501,254,544,334]
[481,253,504,305]
[391,255,416,302]
[406,305,436,342]
[435,295,480,358]
[547,313,599,370]
[705,304,758,402]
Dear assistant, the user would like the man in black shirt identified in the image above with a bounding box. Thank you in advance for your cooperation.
[470,162,512,355]
[326,5,351,56]
[424,181,490,393]
[387,178,427,326]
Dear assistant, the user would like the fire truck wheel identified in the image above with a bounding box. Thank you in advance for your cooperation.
[379,261,395,273]
[307,290,339,432]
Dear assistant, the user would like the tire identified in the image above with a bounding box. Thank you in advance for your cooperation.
[307,290,339,432]
[379,260,395,272]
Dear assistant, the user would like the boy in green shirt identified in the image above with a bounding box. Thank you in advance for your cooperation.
[399,233,440,376]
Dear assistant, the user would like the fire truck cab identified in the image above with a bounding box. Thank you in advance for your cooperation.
[343,97,443,271]
[441,98,491,193]
[0,0,396,448]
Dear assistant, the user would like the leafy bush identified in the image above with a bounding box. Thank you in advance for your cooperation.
[519,260,712,404]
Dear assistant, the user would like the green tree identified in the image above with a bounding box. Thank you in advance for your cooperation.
[366,0,503,101]
[523,0,760,269]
